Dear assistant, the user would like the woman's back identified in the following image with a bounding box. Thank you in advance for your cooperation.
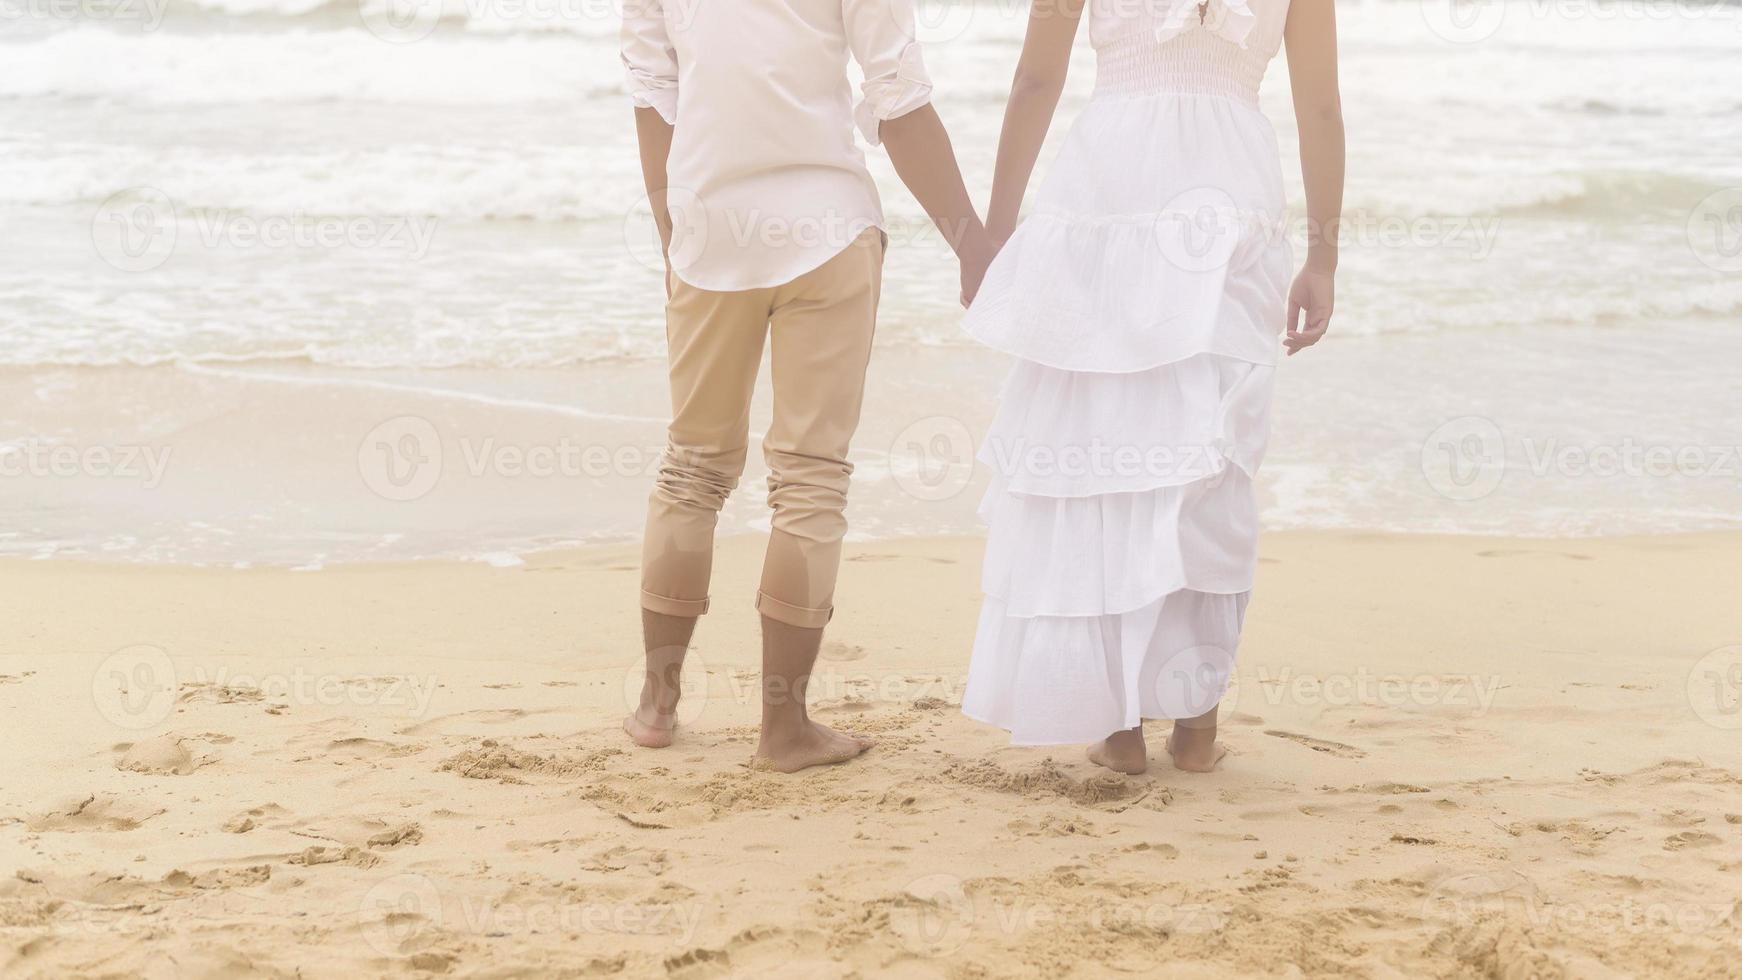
[1087,0,1292,107]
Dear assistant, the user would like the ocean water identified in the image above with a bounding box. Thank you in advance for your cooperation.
[2,0,1740,563]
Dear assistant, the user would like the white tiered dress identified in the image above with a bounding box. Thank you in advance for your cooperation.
[961,0,1293,746]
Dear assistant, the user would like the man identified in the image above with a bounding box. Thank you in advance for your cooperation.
[622,0,995,771]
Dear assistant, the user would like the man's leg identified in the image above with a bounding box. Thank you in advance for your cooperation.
[629,275,770,748]
[751,229,883,772]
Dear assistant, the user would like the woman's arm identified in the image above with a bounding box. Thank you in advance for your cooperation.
[1282,0,1344,355]
[986,0,1085,244]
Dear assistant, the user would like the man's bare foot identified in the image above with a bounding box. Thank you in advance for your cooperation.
[622,707,677,749]
[627,610,696,750]
[1165,725,1227,772]
[751,720,872,773]
[1087,727,1148,774]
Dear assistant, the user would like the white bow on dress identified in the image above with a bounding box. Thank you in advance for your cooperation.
[1154,0,1257,49]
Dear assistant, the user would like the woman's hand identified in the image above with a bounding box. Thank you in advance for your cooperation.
[1284,265,1334,356]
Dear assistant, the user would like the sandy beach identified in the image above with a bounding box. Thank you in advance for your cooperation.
[4,530,1740,977]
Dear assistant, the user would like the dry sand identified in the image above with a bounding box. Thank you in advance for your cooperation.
[3,532,1741,978]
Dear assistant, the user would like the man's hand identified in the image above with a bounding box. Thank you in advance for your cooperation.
[958,225,999,308]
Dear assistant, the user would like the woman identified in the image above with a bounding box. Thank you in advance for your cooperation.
[960,0,1343,773]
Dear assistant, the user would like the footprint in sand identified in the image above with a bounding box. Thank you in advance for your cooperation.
[177,682,265,705]
[438,739,621,783]
[12,866,270,908]
[1476,548,1595,561]
[291,815,424,850]
[813,696,874,714]
[114,734,218,775]
[820,641,869,662]
[937,759,1152,808]
[324,736,427,760]
[161,865,273,891]
[25,793,166,832]
[1263,730,1367,759]
[399,707,556,736]
[222,803,290,834]
[582,845,670,876]
[1664,830,1723,851]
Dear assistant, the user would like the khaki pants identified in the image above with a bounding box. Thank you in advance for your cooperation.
[641,228,884,629]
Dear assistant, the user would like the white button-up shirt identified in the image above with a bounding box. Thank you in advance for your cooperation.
[621,0,934,291]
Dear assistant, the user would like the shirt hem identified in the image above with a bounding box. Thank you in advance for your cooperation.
[668,222,887,293]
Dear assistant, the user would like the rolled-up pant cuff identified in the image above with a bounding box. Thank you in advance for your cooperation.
[641,589,710,618]
[755,590,833,629]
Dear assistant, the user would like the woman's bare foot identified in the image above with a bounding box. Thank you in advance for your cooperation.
[752,720,872,773]
[622,706,677,748]
[1165,724,1227,772]
[1087,727,1148,774]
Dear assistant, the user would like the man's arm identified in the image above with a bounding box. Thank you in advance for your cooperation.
[634,107,675,270]
[844,0,996,305]
[622,0,678,287]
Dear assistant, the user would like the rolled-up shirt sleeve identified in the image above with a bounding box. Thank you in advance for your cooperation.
[843,0,934,146]
[621,0,678,124]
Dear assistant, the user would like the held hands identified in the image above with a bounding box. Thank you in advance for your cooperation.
[957,222,1003,309]
[1284,260,1335,356]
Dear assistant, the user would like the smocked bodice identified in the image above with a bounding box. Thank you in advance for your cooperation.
[1090,0,1291,106]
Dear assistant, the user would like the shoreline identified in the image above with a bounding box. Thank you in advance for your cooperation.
[5,530,1740,976]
